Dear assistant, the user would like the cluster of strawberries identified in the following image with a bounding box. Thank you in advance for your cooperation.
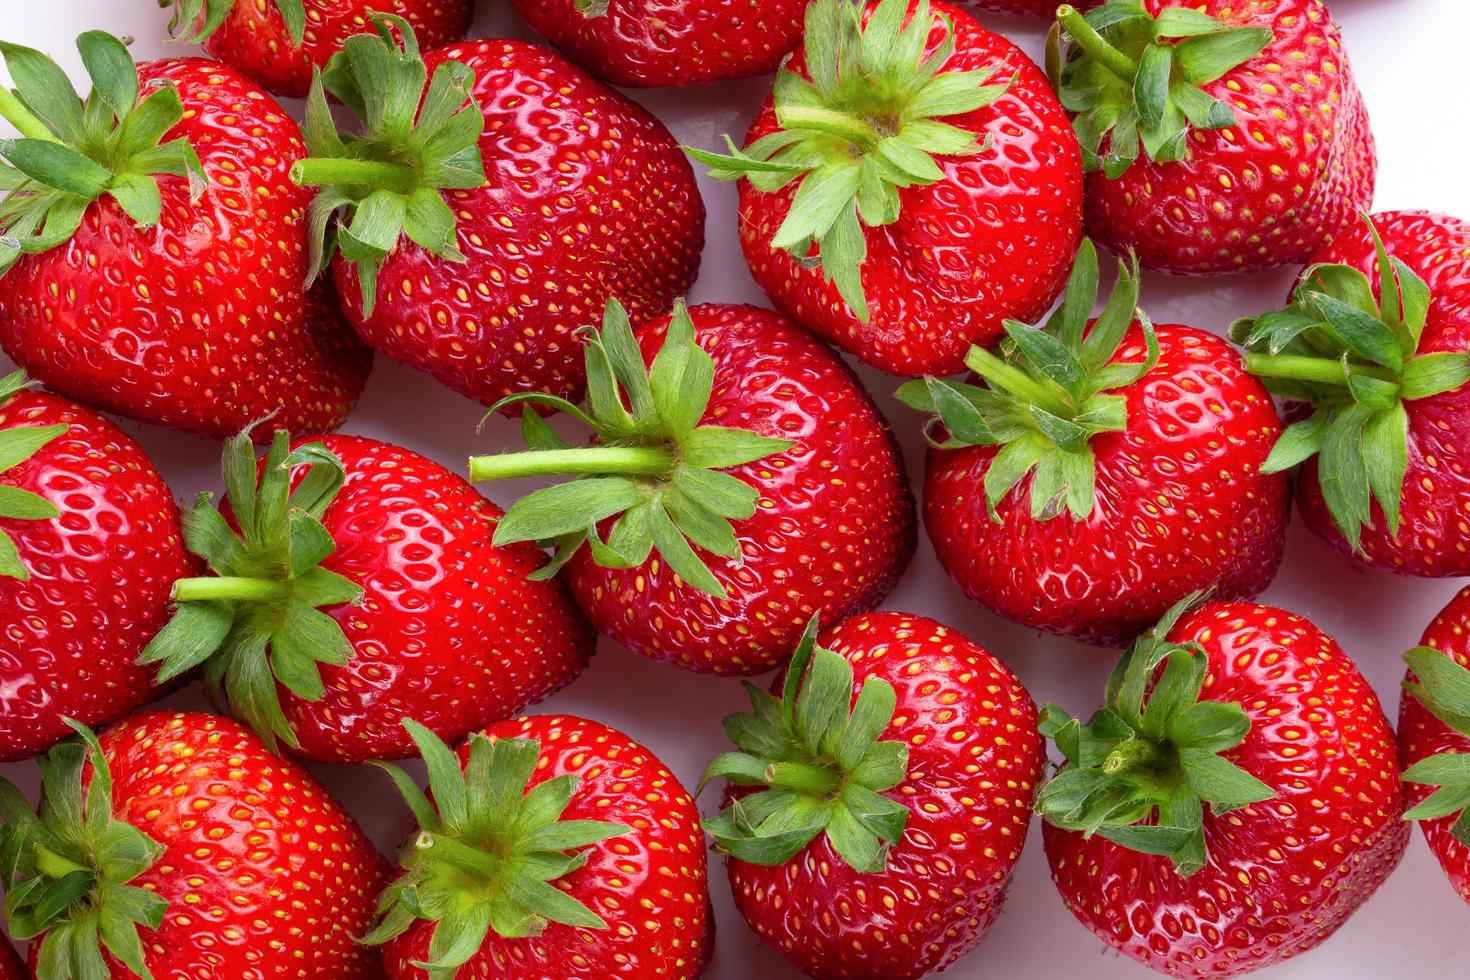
[0,0,1466,978]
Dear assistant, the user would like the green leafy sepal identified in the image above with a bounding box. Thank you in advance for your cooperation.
[163,0,308,47]
[362,721,626,979]
[1036,595,1275,877]
[0,370,66,579]
[1401,646,1470,846]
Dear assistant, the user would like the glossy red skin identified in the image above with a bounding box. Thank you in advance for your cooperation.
[563,304,915,675]
[924,322,1287,647]
[728,612,1042,979]
[202,0,472,99]
[0,390,190,761]
[0,939,25,980]
[1398,585,1470,906]
[1294,211,1470,576]
[261,435,595,762]
[509,0,808,87]
[735,0,1082,377]
[0,60,371,442]
[382,714,711,978]
[1044,602,1408,978]
[28,712,388,979]
[334,39,704,410]
[1083,0,1374,275]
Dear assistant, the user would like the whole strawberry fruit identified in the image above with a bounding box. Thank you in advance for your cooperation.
[294,16,704,409]
[704,612,1042,979]
[0,713,387,979]
[1050,0,1375,275]
[692,0,1082,377]
[1039,599,1408,977]
[164,0,472,98]
[0,372,190,761]
[1398,586,1470,905]
[365,716,711,977]
[510,0,808,87]
[0,32,370,440]
[1232,211,1470,577]
[140,426,594,763]
[900,241,1286,646]
[470,299,915,675]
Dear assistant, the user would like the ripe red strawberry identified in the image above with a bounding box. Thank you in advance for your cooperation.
[1050,0,1375,275]
[292,16,703,410]
[900,241,1286,646]
[1398,586,1470,905]
[704,612,1042,978]
[469,300,915,675]
[0,33,371,440]
[509,0,808,87]
[1232,211,1470,577]
[140,427,594,763]
[164,0,472,98]
[0,713,387,979]
[691,0,1083,377]
[365,716,711,977]
[0,372,190,761]
[1039,599,1408,977]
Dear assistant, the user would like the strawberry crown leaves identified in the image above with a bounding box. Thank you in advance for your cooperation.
[1401,646,1470,846]
[468,299,793,600]
[687,0,1011,323]
[1047,2,1272,178]
[0,31,204,275]
[573,0,611,15]
[138,426,363,753]
[701,618,912,874]
[291,14,487,316]
[0,370,66,580]
[896,239,1157,521]
[1228,217,1463,552]
[0,720,168,980]
[164,0,308,47]
[362,721,627,978]
[1036,594,1275,877]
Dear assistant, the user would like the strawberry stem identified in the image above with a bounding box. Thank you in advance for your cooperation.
[765,761,842,795]
[0,86,57,143]
[290,157,419,195]
[1055,5,1138,83]
[469,446,675,483]
[1243,353,1399,388]
[777,106,883,152]
[171,576,292,603]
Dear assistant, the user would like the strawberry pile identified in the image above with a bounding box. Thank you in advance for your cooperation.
[0,0,1463,977]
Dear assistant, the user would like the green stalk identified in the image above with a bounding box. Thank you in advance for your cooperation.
[965,344,1072,416]
[777,106,883,152]
[469,446,675,483]
[290,157,420,193]
[1056,5,1140,83]
[0,86,59,143]
[171,576,289,603]
[1244,353,1398,388]
[765,761,842,795]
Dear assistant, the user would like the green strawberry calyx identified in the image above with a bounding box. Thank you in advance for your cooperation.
[0,370,67,580]
[1401,646,1470,846]
[467,298,793,600]
[1229,216,1468,553]
[1036,595,1276,877]
[687,0,1012,323]
[0,30,205,275]
[162,0,308,47]
[1047,1,1272,178]
[573,0,610,16]
[701,618,912,874]
[139,426,363,753]
[362,721,627,978]
[290,14,488,316]
[0,720,169,980]
[895,239,1157,521]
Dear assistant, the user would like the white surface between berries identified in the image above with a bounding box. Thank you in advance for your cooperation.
[2,2,1468,978]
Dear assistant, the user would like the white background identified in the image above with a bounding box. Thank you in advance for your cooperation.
[2,2,1467,978]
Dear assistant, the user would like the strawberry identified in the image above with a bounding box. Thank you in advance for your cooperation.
[899,241,1286,646]
[1039,599,1408,977]
[469,300,915,675]
[509,0,808,87]
[365,716,711,978]
[0,33,371,440]
[292,16,704,410]
[0,372,190,761]
[1232,211,1470,577]
[703,612,1042,979]
[1049,0,1375,275]
[691,0,1083,377]
[0,939,22,980]
[163,0,472,98]
[1398,586,1470,905]
[139,426,594,763]
[0,713,387,979]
